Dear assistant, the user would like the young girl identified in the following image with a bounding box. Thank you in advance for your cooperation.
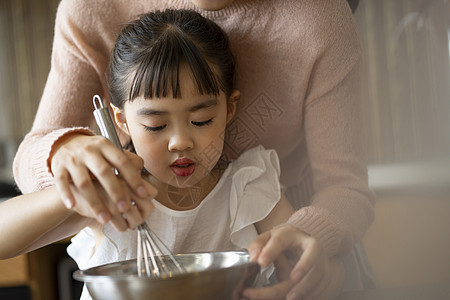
[1,9,344,300]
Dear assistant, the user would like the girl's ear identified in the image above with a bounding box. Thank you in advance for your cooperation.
[112,105,129,135]
[226,90,240,124]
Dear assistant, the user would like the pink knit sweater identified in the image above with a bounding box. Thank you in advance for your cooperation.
[13,0,375,257]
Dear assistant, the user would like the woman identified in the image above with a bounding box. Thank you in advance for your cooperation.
[13,0,375,298]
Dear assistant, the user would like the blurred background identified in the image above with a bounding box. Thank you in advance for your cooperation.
[0,0,449,299]
[354,0,450,292]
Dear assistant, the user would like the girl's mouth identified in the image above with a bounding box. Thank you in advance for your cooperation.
[170,158,195,177]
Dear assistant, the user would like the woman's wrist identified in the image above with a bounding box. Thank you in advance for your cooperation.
[47,129,95,176]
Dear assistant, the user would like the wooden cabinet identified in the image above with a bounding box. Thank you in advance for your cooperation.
[0,242,78,300]
[0,255,29,286]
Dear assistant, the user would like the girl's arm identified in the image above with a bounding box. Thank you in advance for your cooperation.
[253,193,295,281]
[0,187,91,260]
[255,193,294,234]
[0,175,154,260]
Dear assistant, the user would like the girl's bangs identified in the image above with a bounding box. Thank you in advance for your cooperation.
[128,33,221,100]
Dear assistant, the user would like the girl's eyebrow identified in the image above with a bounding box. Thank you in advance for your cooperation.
[136,98,218,116]
[136,108,168,116]
[189,98,218,112]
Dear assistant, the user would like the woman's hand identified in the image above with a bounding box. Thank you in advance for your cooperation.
[243,224,334,300]
[69,176,155,231]
[50,134,157,229]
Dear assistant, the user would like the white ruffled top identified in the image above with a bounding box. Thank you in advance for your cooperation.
[68,145,281,274]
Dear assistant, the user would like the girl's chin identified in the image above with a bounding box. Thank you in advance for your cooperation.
[150,168,215,190]
[157,175,202,190]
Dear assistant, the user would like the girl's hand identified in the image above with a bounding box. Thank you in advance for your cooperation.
[50,134,157,229]
[244,224,332,300]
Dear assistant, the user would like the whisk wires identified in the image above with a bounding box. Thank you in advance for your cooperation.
[136,222,185,278]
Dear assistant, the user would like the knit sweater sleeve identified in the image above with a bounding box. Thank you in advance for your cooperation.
[12,0,112,193]
[286,2,375,257]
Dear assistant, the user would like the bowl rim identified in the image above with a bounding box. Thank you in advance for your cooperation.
[73,251,260,283]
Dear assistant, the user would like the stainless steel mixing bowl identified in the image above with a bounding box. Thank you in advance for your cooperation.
[73,251,260,300]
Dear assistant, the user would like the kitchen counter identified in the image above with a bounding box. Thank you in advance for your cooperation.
[368,159,450,194]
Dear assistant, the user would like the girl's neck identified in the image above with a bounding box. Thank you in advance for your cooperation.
[150,166,224,211]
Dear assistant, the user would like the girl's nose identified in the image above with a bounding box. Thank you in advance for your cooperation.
[168,129,194,152]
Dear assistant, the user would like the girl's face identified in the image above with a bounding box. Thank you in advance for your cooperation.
[114,65,239,194]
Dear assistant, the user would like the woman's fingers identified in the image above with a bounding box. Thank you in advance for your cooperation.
[99,142,152,198]
[246,224,334,299]
[121,151,158,198]
[287,265,325,300]
[108,211,130,232]
[289,236,322,281]
[286,233,330,300]
[308,268,331,299]
[86,140,157,212]
[256,225,310,268]
[243,278,294,300]
[51,135,111,218]
[53,144,111,223]
[120,182,155,229]
[82,145,131,211]
[286,259,332,300]
[53,167,76,209]
[69,178,154,231]
[133,180,155,219]
[50,134,157,228]
[248,231,271,262]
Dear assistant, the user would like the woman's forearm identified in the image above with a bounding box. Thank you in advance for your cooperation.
[0,187,88,259]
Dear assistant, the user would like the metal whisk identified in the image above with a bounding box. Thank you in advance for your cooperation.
[136,222,185,277]
[92,95,185,278]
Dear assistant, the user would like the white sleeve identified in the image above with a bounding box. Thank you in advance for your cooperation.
[66,228,97,270]
[229,145,282,249]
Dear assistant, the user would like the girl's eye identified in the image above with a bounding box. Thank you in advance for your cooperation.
[144,124,167,132]
[191,118,213,127]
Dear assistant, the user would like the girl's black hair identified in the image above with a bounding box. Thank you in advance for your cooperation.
[109,9,235,108]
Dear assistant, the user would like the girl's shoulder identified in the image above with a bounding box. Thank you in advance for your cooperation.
[226,146,282,249]
[229,145,280,176]
[224,146,281,198]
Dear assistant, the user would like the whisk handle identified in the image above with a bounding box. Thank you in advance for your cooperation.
[92,95,123,151]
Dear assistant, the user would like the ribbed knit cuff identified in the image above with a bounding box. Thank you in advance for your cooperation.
[26,127,94,192]
[168,0,253,18]
[45,127,96,179]
[14,127,95,193]
[286,206,352,257]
